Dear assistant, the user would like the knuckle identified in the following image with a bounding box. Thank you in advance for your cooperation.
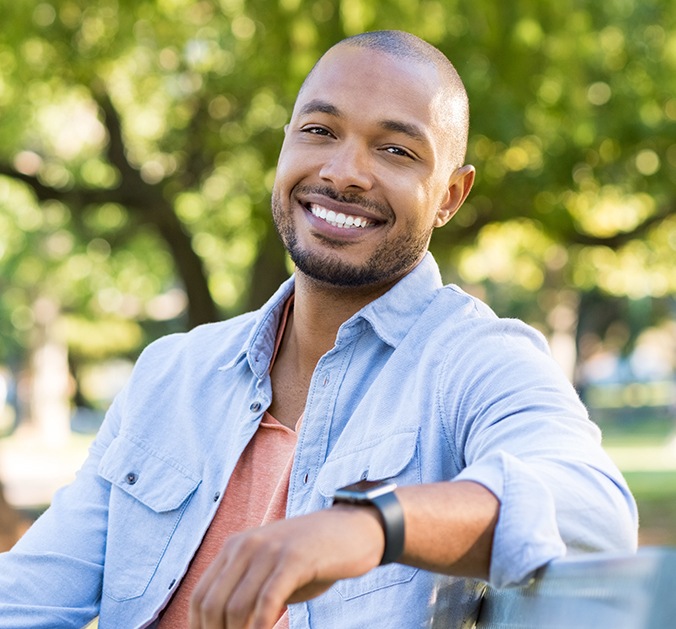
[226,596,250,623]
[259,587,280,608]
[234,530,266,554]
[199,593,224,623]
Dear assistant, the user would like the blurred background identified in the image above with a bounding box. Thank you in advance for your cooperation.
[0,0,674,551]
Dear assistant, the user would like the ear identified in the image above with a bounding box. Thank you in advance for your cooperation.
[434,165,476,228]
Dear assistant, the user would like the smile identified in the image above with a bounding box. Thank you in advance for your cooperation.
[309,204,375,229]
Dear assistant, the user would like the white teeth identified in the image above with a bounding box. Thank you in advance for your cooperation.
[309,204,373,229]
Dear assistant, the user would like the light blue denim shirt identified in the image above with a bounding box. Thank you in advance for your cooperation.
[0,254,637,628]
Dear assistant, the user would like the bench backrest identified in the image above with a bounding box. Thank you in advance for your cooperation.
[476,546,676,628]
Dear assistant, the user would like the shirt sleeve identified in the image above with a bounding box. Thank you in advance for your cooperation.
[0,391,124,628]
[443,319,638,588]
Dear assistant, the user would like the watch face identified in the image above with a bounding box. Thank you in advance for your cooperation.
[334,479,398,502]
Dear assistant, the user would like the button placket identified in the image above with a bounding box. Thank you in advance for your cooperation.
[287,350,347,516]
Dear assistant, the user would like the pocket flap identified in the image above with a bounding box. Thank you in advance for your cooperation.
[316,430,419,498]
[99,434,201,513]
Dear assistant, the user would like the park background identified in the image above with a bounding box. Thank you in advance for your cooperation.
[0,0,674,550]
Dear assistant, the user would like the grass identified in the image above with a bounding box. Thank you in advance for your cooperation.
[597,413,676,546]
[620,470,676,546]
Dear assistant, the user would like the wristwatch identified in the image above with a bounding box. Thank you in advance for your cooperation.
[332,479,405,565]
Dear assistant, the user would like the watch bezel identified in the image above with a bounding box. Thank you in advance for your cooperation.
[333,479,398,503]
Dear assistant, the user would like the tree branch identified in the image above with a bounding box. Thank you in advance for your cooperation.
[182,98,214,188]
[93,91,139,183]
[566,202,675,249]
[0,164,116,207]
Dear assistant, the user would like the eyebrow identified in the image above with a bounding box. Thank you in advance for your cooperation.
[379,119,427,145]
[298,99,340,117]
[298,99,429,146]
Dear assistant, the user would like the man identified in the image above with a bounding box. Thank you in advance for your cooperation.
[0,30,637,629]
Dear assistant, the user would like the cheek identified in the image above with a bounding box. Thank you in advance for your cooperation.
[272,160,291,192]
[420,182,453,224]
[276,143,318,179]
[272,144,298,186]
[397,187,438,226]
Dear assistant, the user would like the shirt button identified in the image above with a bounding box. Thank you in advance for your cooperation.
[213,491,221,502]
[126,472,138,485]
[249,401,261,412]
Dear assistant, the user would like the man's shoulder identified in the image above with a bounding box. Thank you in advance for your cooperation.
[423,283,551,354]
[135,310,258,371]
[436,283,498,319]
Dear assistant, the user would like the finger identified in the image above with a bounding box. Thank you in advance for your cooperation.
[189,546,232,629]
[246,559,313,629]
[226,553,286,629]
[192,564,247,629]
[247,547,335,629]
[189,538,251,629]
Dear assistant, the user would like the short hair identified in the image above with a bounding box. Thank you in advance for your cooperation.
[299,30,470,168]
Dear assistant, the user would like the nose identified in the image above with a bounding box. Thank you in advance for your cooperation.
[318,140,374,192]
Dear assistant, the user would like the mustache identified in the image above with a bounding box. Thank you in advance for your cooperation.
[294,184,392,217]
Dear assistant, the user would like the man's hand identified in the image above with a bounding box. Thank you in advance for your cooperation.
[188,480,499,629]
[188,505,385,629]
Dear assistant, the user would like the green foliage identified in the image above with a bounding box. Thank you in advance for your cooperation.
[0,0,674,364]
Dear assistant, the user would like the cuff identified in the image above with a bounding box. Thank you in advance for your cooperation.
[455,451,566,588]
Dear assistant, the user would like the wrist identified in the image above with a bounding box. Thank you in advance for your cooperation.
[331,503,386,566]
[332,480,405,565]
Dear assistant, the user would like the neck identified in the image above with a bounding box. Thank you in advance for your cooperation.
[280,272,397,375]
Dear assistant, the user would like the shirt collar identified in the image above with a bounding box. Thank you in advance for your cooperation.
[220,274,296,378]
[227,252,443,377]
[345,252,443,349]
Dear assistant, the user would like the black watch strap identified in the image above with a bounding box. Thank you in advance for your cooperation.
[369,490,405,565]
[332,483,405,566]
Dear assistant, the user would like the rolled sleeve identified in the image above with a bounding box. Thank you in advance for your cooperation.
[443,318,638,588]
[455,451,566,588]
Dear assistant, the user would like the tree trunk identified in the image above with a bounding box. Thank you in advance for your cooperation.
[148,197,219,328]
[0,483,28,551]
[246,224,290,312]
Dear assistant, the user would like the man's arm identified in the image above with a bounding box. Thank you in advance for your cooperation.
[189,480,498,629]
[0,410,118,628]
[397,480,498,576]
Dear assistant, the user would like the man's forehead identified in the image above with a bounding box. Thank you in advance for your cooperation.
[294,45,443,117]
[303,44,434,89]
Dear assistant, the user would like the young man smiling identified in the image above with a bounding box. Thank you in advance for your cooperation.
[0,31,637,629]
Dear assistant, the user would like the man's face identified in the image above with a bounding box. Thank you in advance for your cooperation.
[271,45,464,290]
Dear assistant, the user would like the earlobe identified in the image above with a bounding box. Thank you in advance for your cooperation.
[434,164,476,228]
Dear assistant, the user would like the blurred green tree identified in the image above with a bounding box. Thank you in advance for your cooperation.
[0,0,674,374]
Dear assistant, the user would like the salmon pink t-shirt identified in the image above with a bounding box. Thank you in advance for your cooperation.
[158,300,297,628]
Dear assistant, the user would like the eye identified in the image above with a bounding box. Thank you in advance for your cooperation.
[383,146,414,159]
[300,125,333,137]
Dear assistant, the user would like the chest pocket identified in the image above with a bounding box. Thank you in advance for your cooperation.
[316,430,421,600]
[98,434,201,601]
